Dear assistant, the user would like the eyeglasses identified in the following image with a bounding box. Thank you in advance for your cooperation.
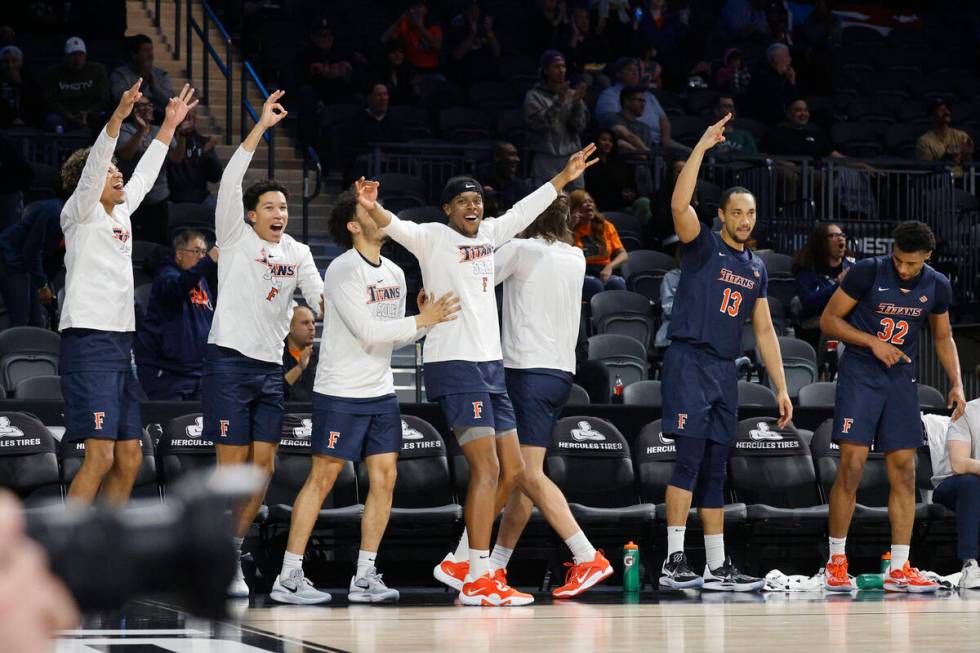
[180,247,208,256]
[826,232,846,240]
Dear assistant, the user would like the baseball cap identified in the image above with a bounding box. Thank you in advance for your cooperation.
[65,37,86,55]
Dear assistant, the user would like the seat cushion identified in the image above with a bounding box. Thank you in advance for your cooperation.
[268,503,365,526]
[745,504,829,522]
[388,504,463,526]
[655,503,747,523]
[852,503,930,523]
[568,502,657,525]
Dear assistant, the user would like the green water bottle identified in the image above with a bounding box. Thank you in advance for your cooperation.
[623,541,640,592]
[856,574,883,589]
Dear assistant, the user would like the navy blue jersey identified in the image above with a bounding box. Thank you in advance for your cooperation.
[840,256,951,365]
[667,229,768,360]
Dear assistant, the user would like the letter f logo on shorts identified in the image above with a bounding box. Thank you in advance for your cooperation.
[677,413,688,430]
[842,418,854,434]
[472,401,484,419]
[219,420,230,437]
[93,412,105,430]
[327,432,341,449]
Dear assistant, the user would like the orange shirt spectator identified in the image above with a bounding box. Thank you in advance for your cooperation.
[385,2,444,72]
[570,189,629,300]
[574,218,623,266]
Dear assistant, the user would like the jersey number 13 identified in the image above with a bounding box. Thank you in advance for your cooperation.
[719,288,743,317]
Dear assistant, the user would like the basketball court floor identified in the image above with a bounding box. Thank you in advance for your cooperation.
[54,587,980,652]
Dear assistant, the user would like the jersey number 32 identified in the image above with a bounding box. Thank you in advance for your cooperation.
[719,288,743,317]
[876,317,909,345]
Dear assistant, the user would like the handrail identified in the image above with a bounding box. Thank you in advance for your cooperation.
[185,0,233,144]
[302,147,322,244]
[241,60,275,178]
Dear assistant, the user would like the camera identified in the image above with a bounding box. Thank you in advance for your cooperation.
[25,466,264,618]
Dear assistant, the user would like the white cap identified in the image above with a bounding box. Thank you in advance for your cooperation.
[65,37,86,55]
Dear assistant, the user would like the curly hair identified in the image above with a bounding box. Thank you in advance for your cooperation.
[328,191,359,249]
[568,189,610,258]
[61,147,118,196]
[522,192,572,244]
[893,220,936,253]
[243,180,290,212]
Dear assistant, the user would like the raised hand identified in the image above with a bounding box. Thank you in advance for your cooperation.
[418,291,461,327]
[163,84,199,128]
[259,90,288,129]
[697,113,731,151]
[113,78,144,120]
[354,177,380,211]
[557,142,599,186]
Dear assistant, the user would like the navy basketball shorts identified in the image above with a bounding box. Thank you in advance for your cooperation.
[202,346,284,446]
[661,341,739,445]
[311,393,402,462]
[505,368,572,448]
[832,352,922,452]
[438,392,517,435]
[62,370,143,443]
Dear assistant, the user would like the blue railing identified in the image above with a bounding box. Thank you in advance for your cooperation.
[241,60,275,178]
[186,0,233,145]
[302,147,322,244]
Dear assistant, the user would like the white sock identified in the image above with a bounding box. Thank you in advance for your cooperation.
[890,544,910,573]
[355,549,377,579]
[704,534,725,571]
[667,526,686,555]
[564,530,597,564]
[490,545,513,570]
[280,551,303,580]
[470,549,491,579]
[454,529,469,561]
[829,536,847,558]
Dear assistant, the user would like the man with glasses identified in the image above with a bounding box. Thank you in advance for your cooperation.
[712,96,758,156]
[602,85,655,153]
[135,228,217,400]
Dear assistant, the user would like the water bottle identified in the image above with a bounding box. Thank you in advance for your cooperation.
[880,551,892,576]
[612,376,625,404]
[856,574,883,589]
[623,541,640,592]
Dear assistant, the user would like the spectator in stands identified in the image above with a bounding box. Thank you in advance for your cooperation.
[791,222,853,349]
[347,82,407,151]
[117,96,171,244]
[718,0,770,41]
[714,48,751,97]
[0,135,33,231]
[632,0,686,62]
[762,98,834,157]
[0,45,44,128]
[570,189,628,299]
[528,0,568,54]
[476,141,534,215]
[110,35,175,118]
[294,17,359,145]
[0,198,62,327]
[654,249,681,351]
[603,85,656,152]
[166,111,221,207]
[282,304,318,402]
[524,50,589,188]
[372,40,419,106]
[746,43,797,126]
[448,1,502,84]
[799,0,842,49]
[931,400,980,590]
[43,37,110,133]
[917,98,974,174]
[561,6,610,75]
[585,128,653,224]
[712,96,758,156]
[134,229,216,401]
[382,1,444,76]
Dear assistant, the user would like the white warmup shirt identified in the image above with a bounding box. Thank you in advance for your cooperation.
[931,400,980,487]
[60,127,168,332]
[495,237,585,374]
[383,183,557,363]
[208,146,323,364]
[314,249,426,398]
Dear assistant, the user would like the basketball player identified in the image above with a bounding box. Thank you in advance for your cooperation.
[60,80,197,505]
[205,91,324,597]
[490,193,613,598]
[820,220,964,592]
[357,144,597,606]
[661,114,792,591]
[269,189,460,605]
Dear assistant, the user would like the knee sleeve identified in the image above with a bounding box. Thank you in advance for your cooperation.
[668,435,708,492]
[691,440,731,509]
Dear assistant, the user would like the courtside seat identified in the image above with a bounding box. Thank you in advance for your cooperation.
[156,413,216,495]
[590,290,657,350]
[357,415,461,527]
[266,413,363,528]
[623,380,662,408]
[728,417,829,524]
[0,412,63,507]
[634,420,746,524]
[547,417,656,527]
[0,327,60,396]
[60,428,160,500]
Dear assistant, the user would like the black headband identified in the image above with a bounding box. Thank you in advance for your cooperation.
[440,177,483,205]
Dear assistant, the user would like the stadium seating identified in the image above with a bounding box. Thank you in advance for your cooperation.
[736,381,777,408]
[567,383,591,405]
[60,428,159,500]
[0,412,63,507]
[13,375,62,400]
[0,327,60,397]
[155,413,216,494]
[769,337,818,400]
[621,250,675,304]
[587,334,649,395]
[917,384,946,411]
[623,380,662,408]
[590,290,656,351]
[798,382,837,408]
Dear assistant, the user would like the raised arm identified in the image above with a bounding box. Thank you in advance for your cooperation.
[124,85,198,213]
[491,143,598,245]
[215,90,288,246]
[354,177,430,257]
[671,114,730,243]
[751,298,792,428]
[930,310,966,421]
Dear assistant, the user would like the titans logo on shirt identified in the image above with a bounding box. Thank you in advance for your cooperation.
[876,302,924,318]
[457,244,494,262]
[717,268,756,289]
[111,227,130,243]
[367,284,402,304]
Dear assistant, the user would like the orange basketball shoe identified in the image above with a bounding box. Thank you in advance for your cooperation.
[552,551,614,598]
[823,554,856,592]
[433,553,469,591]
[884,562,939,593]
[459,572,535,606]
